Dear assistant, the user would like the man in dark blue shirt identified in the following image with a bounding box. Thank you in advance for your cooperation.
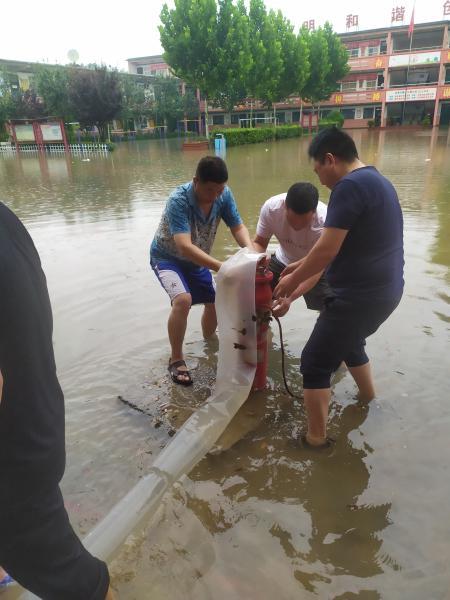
[275,127,404,448]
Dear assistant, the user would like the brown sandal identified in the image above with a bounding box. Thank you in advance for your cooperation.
[168,359,193,386]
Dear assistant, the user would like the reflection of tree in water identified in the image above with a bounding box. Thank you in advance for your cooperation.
[0,139,196,225]
[429,159,450,286]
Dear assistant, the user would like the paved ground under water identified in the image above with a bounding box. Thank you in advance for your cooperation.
[1,129,449,599]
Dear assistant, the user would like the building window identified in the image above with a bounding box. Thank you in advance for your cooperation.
[365,80,377,89]
[446,67,450,84]
[367,46,379,56]
[136,67,143,75]
[276,112,286,123]
[292,111,300,122]
[347,48,359,58]
[363,106,375,119]
[341,81,358,91]
[341,108,356,120]
[380,39,388,54]
[231,113,244,125]
[212,114,225,125]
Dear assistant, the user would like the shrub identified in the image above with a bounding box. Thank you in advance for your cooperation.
[327,110,345,128]
[368,119,375,128]
[213,125,302,146]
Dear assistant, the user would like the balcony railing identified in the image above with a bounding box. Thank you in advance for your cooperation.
[391,43,444,53]
[389,81,439,87]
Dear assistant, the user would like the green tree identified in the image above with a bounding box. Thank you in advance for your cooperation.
[302,27,331,106]
[0,73,13,135]
[271,10,310,104]
[213,0,252,112]
[119,74,153,129]
[247,0,282,112]
[182,88,201,120]
[159,0,220,137]
[68,66,123,141]
[322,22,349,97]
[151,78,191,131]
[34,66,73,122]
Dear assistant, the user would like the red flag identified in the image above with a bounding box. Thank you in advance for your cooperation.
[408,7,415,38]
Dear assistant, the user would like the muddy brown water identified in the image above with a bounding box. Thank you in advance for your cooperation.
[1,129,449,599]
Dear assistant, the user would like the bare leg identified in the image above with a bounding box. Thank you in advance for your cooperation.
[168,293,192,383]
[201,303,217,339]
[346,362,375,402]
[105,586,116,600]
[303,388,331,446]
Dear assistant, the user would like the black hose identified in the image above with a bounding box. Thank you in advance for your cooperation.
[272,313,303,400]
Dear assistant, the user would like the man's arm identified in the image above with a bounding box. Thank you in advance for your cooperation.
[274,227,348,298]
[272,271,323,317]
[253,234,270,254]
[173,233,222,272]
[230,223,254,250]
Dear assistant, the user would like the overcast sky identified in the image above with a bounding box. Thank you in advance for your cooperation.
[1,0,446,70]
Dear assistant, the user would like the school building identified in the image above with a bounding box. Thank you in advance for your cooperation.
[200,19,450,129]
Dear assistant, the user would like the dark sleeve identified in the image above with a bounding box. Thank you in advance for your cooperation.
[324,180,365,230]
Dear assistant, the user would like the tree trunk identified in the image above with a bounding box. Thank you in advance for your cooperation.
[204,96,209,140]
[98,123,107,142]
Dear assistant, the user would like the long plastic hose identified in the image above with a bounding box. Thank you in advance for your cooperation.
[19,248,262,599]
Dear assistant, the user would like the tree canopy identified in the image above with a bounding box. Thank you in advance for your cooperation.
[159,0,348,114]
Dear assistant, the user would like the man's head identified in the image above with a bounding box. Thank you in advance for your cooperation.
[193,156,228,204]
[285,182,319,231]
[308,127,359,189]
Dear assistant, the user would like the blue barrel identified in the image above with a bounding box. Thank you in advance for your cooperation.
[214,133,226,154]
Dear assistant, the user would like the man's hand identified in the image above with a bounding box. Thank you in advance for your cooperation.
[271,296,291,318]
[280,258,305,278]
[274,273,297,299]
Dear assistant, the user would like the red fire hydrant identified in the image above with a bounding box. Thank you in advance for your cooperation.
[252,265,273,391]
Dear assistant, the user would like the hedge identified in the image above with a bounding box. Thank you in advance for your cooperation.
[213,124,303,146]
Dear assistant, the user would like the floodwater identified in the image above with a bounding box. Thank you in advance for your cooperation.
[1,130,449,599]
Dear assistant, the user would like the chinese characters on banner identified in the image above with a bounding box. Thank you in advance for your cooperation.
[302,20,315,31]
[346,14,359,30]
[391,6,405,23]
[444,1,450,16]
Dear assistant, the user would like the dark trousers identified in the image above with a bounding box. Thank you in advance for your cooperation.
[0,483,110,600]
[301,296,402,389]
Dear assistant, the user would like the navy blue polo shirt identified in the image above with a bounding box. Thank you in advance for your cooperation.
[324,166,404,301]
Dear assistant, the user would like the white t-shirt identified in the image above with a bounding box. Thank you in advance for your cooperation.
[256,193,327,265]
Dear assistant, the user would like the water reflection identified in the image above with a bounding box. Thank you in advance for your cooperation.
[1,131,450,599]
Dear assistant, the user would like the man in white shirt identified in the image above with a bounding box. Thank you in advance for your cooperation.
[253,182,331,317]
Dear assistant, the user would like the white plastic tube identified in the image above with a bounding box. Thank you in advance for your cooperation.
[20,248,262,599]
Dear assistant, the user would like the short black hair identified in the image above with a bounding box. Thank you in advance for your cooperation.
[308,126,359,164]
[195,156,228,183]
[285,182,319,214]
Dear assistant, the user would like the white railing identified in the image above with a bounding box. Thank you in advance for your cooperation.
[0,143,110,155]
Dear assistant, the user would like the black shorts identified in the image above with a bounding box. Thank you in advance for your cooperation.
[300,296,402,389]
[0,483,109,600]
[268,254,332,311]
